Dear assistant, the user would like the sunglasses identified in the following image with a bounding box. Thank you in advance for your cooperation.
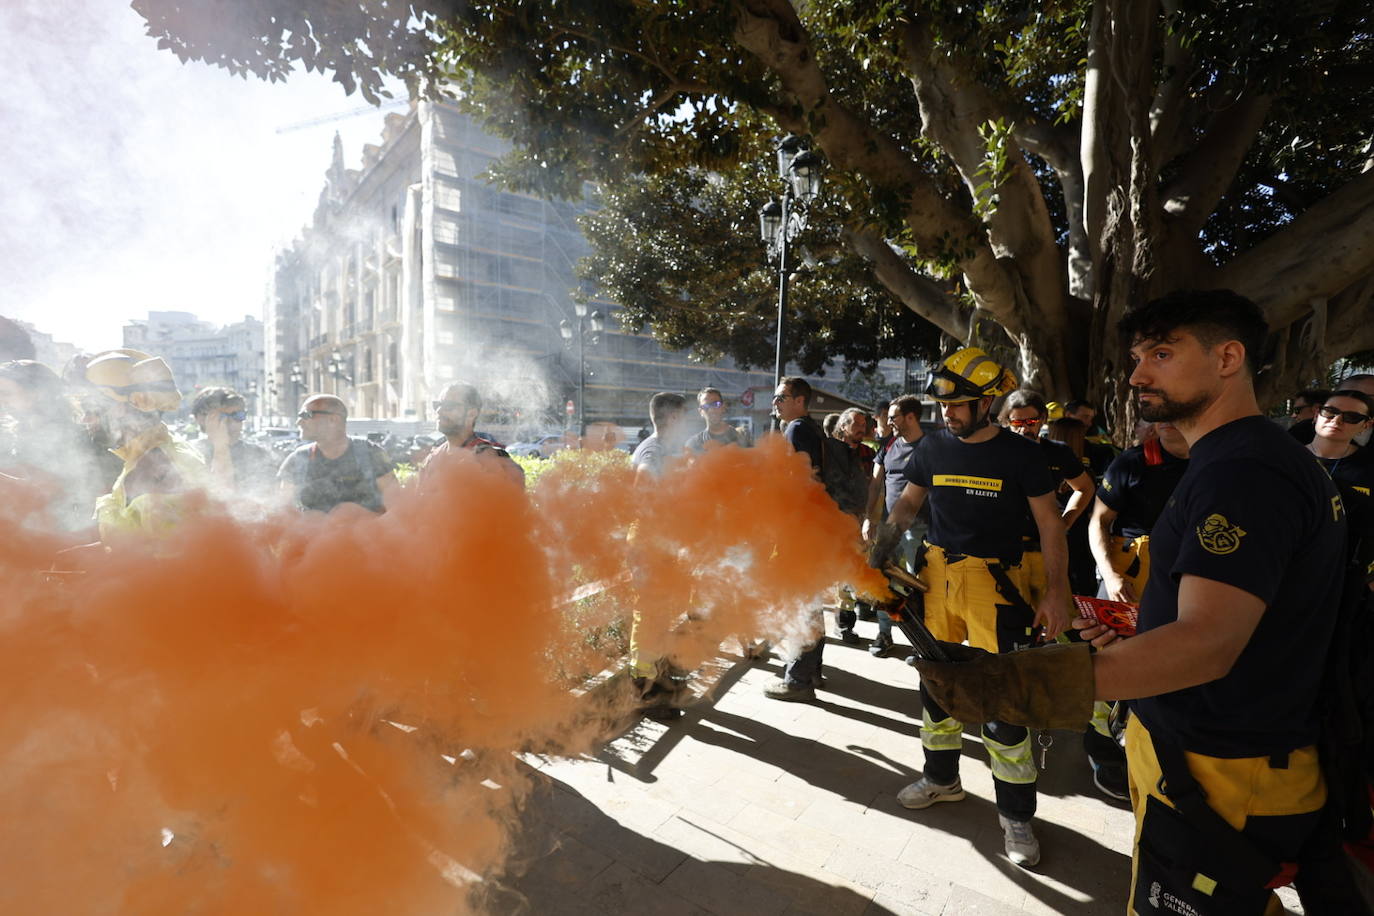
[218,409,247,422]
[771,394,791,403]
[297,409,337,419]
[699,400,725,409]
[1007,418,1043,428]
[432,400,469,411]
[1318,405,1372,425]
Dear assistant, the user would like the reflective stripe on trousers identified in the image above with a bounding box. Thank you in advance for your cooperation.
[984,725,1037,785]
[921,715,963,752]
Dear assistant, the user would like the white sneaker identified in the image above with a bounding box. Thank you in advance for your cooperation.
[897,776,965,809]
[998,813,1041,867]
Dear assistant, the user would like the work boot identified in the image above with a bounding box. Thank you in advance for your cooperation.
[1090,759,1130,802]
[998,814,1041,868]
[897,775,965,809]
[856,601,878,622]
[868,634,894,657]
[763,680,815,702]
[632,676,685,721]
[836,608,858,643]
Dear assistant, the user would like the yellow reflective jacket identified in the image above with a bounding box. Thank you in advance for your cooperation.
[95,424,208,541]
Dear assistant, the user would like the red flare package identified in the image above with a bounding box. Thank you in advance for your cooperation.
[1073,595,1139,637]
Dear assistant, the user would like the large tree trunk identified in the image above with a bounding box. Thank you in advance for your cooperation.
[1081,0,1166,443]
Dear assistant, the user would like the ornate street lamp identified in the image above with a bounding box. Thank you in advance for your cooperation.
[328,349,353,386]
[758,136,824,388]
[560,307,605,434]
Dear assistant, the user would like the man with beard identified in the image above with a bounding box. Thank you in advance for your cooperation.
[913,291,1365,912]
[868,348,1067,868]
[420,382,524,488]
[863,394,926,657]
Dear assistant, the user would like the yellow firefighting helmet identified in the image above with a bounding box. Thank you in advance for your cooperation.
[925,347,1017,403]
[85,348,183,413]
[1045,401,1066,421]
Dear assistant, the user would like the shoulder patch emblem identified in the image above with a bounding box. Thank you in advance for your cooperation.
[1197,513,1246,555]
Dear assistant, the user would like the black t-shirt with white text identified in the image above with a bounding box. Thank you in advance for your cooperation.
[1133,416,1345,758]
[1097,442,1189,538]
[903,428,1054,562]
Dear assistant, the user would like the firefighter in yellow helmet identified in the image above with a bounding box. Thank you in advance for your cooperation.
[83,349,206,541]
[867,347,1069,868]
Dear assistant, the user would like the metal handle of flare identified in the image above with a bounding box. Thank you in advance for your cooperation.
[879,564,949,662]
[882,564,928,593]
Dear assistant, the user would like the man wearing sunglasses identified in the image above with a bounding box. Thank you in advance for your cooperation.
[280,395,397,513]
[685,387,750,452]
[190,387,277,499]
[420,382,524,489]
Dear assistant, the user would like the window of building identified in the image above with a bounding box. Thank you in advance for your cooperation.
[388,342,399,380]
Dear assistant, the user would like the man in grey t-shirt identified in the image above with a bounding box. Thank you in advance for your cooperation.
[279,395,397,513]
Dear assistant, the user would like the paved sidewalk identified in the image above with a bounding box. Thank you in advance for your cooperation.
[493,614,1297,914]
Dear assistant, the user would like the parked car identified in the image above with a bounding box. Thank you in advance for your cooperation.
[507,434,573,459]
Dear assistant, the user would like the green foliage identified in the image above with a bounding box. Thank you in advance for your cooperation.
[392,461,417,486]
[518,446,631,492]
[510,453,552,488]
[578,165,942,375]
[135,0,1374,385]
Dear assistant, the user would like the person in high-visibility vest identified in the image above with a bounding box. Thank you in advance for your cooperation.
[82,349,206,542]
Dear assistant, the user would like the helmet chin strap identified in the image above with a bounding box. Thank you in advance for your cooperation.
[953,399,992,439]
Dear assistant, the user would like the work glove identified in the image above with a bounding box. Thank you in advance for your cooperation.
[866,521,903,570]
[911,642,1094,730]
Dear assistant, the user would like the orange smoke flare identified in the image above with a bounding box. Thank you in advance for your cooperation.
[0,437,886,913]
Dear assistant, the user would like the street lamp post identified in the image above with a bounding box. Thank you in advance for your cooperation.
[289,364,305,414]
[758,137,823,388]
[328,349,353,393]
[559,303,605,436]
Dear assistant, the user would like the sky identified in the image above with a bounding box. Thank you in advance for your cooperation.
[0,1,403,352]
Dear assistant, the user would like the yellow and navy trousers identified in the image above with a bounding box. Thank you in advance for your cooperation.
[918,544,1039,821]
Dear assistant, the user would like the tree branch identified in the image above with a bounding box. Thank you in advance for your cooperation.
[842,227,970,339]
[1148,0,1194,169]
[897,19,1066,321]
[1160,93,1272,236]
[728,0,1020,318]
[1324,272,1374,356]
[1218,168,1374,328]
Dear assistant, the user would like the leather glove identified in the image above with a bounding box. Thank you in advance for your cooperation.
[911,642,1094,730]
[866,521,903,569]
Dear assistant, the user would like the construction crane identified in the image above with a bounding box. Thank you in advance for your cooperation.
[275,99,411,134]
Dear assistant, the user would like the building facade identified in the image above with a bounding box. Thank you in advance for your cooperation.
[123,311,265,412]
[267,101,781,439]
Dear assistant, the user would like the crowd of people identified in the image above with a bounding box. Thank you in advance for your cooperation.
[2,289,1373,913]
[621,290,1374,913]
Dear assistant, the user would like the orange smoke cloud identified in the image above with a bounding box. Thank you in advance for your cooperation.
[0,436,883,913]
